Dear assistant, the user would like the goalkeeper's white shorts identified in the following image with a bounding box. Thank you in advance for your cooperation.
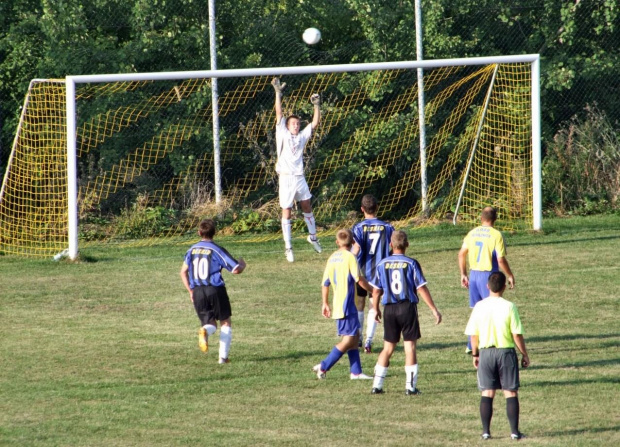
[278,174,312,209]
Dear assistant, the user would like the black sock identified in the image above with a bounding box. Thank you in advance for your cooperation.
[480,396,494,435]
[506,396,520,435]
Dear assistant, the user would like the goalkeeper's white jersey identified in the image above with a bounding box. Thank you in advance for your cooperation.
[275,117,313,175]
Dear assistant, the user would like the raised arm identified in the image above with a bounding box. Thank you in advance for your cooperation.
[310,93,321,130]
[271,77,286,123]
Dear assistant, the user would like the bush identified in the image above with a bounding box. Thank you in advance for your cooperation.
[543,105,620,215]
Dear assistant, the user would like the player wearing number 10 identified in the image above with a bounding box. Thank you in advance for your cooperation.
[180,219,246,364]
[458,207,515,353]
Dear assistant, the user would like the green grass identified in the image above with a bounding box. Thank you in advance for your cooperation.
[1,215,619,446]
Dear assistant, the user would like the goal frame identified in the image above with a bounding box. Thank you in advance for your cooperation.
[65,54,541,260]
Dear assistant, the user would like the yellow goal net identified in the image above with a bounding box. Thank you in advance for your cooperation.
[0,58,539,258]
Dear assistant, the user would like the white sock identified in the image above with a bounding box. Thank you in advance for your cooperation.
[204,324,217,336]
[406,364,419,390]
[219,326,232,359]
[303,212,316,237]
[281,218,292,249]
[358,310,365,334]
[366,308,377,344]
[373,364,388,390]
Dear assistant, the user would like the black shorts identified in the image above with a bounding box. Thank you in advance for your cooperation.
[383,300,421,343]
[477,348,520,391]
[356,284,368,298]
[192,285,232,325]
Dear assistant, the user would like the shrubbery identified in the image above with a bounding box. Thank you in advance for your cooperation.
[543,105,620,215]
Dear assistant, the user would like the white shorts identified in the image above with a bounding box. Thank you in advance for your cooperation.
[278,174,312,209]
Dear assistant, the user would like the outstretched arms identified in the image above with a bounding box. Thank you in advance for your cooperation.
[310,93,321,130]
[271,77,286,122]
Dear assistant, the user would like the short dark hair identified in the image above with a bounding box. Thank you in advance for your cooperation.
[391,230,409,251]
[285,115,301,126]
[336,229,354,248]
[198,219,216,239]
[361,194,378,214]
[481,207,497,223]
[487,271,506,293]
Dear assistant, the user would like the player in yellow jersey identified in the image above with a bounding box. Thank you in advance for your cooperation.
[312,229,374,380]
[458,207,515,353]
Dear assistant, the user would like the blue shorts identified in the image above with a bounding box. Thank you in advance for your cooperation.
[337,312,361,337]
[469,270,493,307]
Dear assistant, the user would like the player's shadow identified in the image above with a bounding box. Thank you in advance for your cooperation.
[527,332,620,343]
[544,425,620,437]
[254,350,329,362]
[527,377,618,387]
[527,357,620,371]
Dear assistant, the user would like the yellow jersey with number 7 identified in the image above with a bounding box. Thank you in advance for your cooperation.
[462,226,506,272]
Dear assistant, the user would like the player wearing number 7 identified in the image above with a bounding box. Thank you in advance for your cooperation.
[458,207,515,353]
[180,219,246,363]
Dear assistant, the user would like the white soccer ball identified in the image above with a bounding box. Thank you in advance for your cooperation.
[303,28,321,45]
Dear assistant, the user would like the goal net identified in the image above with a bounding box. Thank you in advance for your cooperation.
[0,56,540,258]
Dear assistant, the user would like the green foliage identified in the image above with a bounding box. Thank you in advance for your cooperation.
[230,209,279,235]
[543,105,620,215]
[114,195,179,239]
[2,0,620,218]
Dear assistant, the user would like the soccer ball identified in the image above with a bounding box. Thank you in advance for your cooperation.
[303,28,321,45]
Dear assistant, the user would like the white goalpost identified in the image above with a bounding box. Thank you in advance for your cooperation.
[64,54,541,260]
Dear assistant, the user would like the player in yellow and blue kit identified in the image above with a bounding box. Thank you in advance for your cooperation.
[312,229,374,380]
[458,207,515,352]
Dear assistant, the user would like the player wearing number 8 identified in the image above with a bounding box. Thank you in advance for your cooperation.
[458,207,515,353]
[369,231,442,395]
[180,219,246,363]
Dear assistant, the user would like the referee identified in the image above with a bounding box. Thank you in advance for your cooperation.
[464,272,530,441]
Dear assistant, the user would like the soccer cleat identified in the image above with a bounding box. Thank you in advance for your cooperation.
[481,433,491,440]
[218,358,230,364]
[371,387,384,394]
[285,248,294,263]
[350,373,373,380]
[307,236,322,253]
[198,327,208,353]
[465,347,472,355]
[405,388,422,395]
[312,364,326,379]
[511,433,526,441]
[364,342,372,354]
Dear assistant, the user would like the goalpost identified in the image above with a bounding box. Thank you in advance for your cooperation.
[0,55,541,259]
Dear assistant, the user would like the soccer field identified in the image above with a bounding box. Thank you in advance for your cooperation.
[1,215,619,446]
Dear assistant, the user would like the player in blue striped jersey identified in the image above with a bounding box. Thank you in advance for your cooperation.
[369,231,442,395]
[180,219,246,364]
[351,194,394,353]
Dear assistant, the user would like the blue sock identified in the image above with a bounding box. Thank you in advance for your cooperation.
[347,349,362,375]
[321,347,344,372]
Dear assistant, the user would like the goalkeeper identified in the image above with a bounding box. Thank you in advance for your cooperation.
[271,77,322,263]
